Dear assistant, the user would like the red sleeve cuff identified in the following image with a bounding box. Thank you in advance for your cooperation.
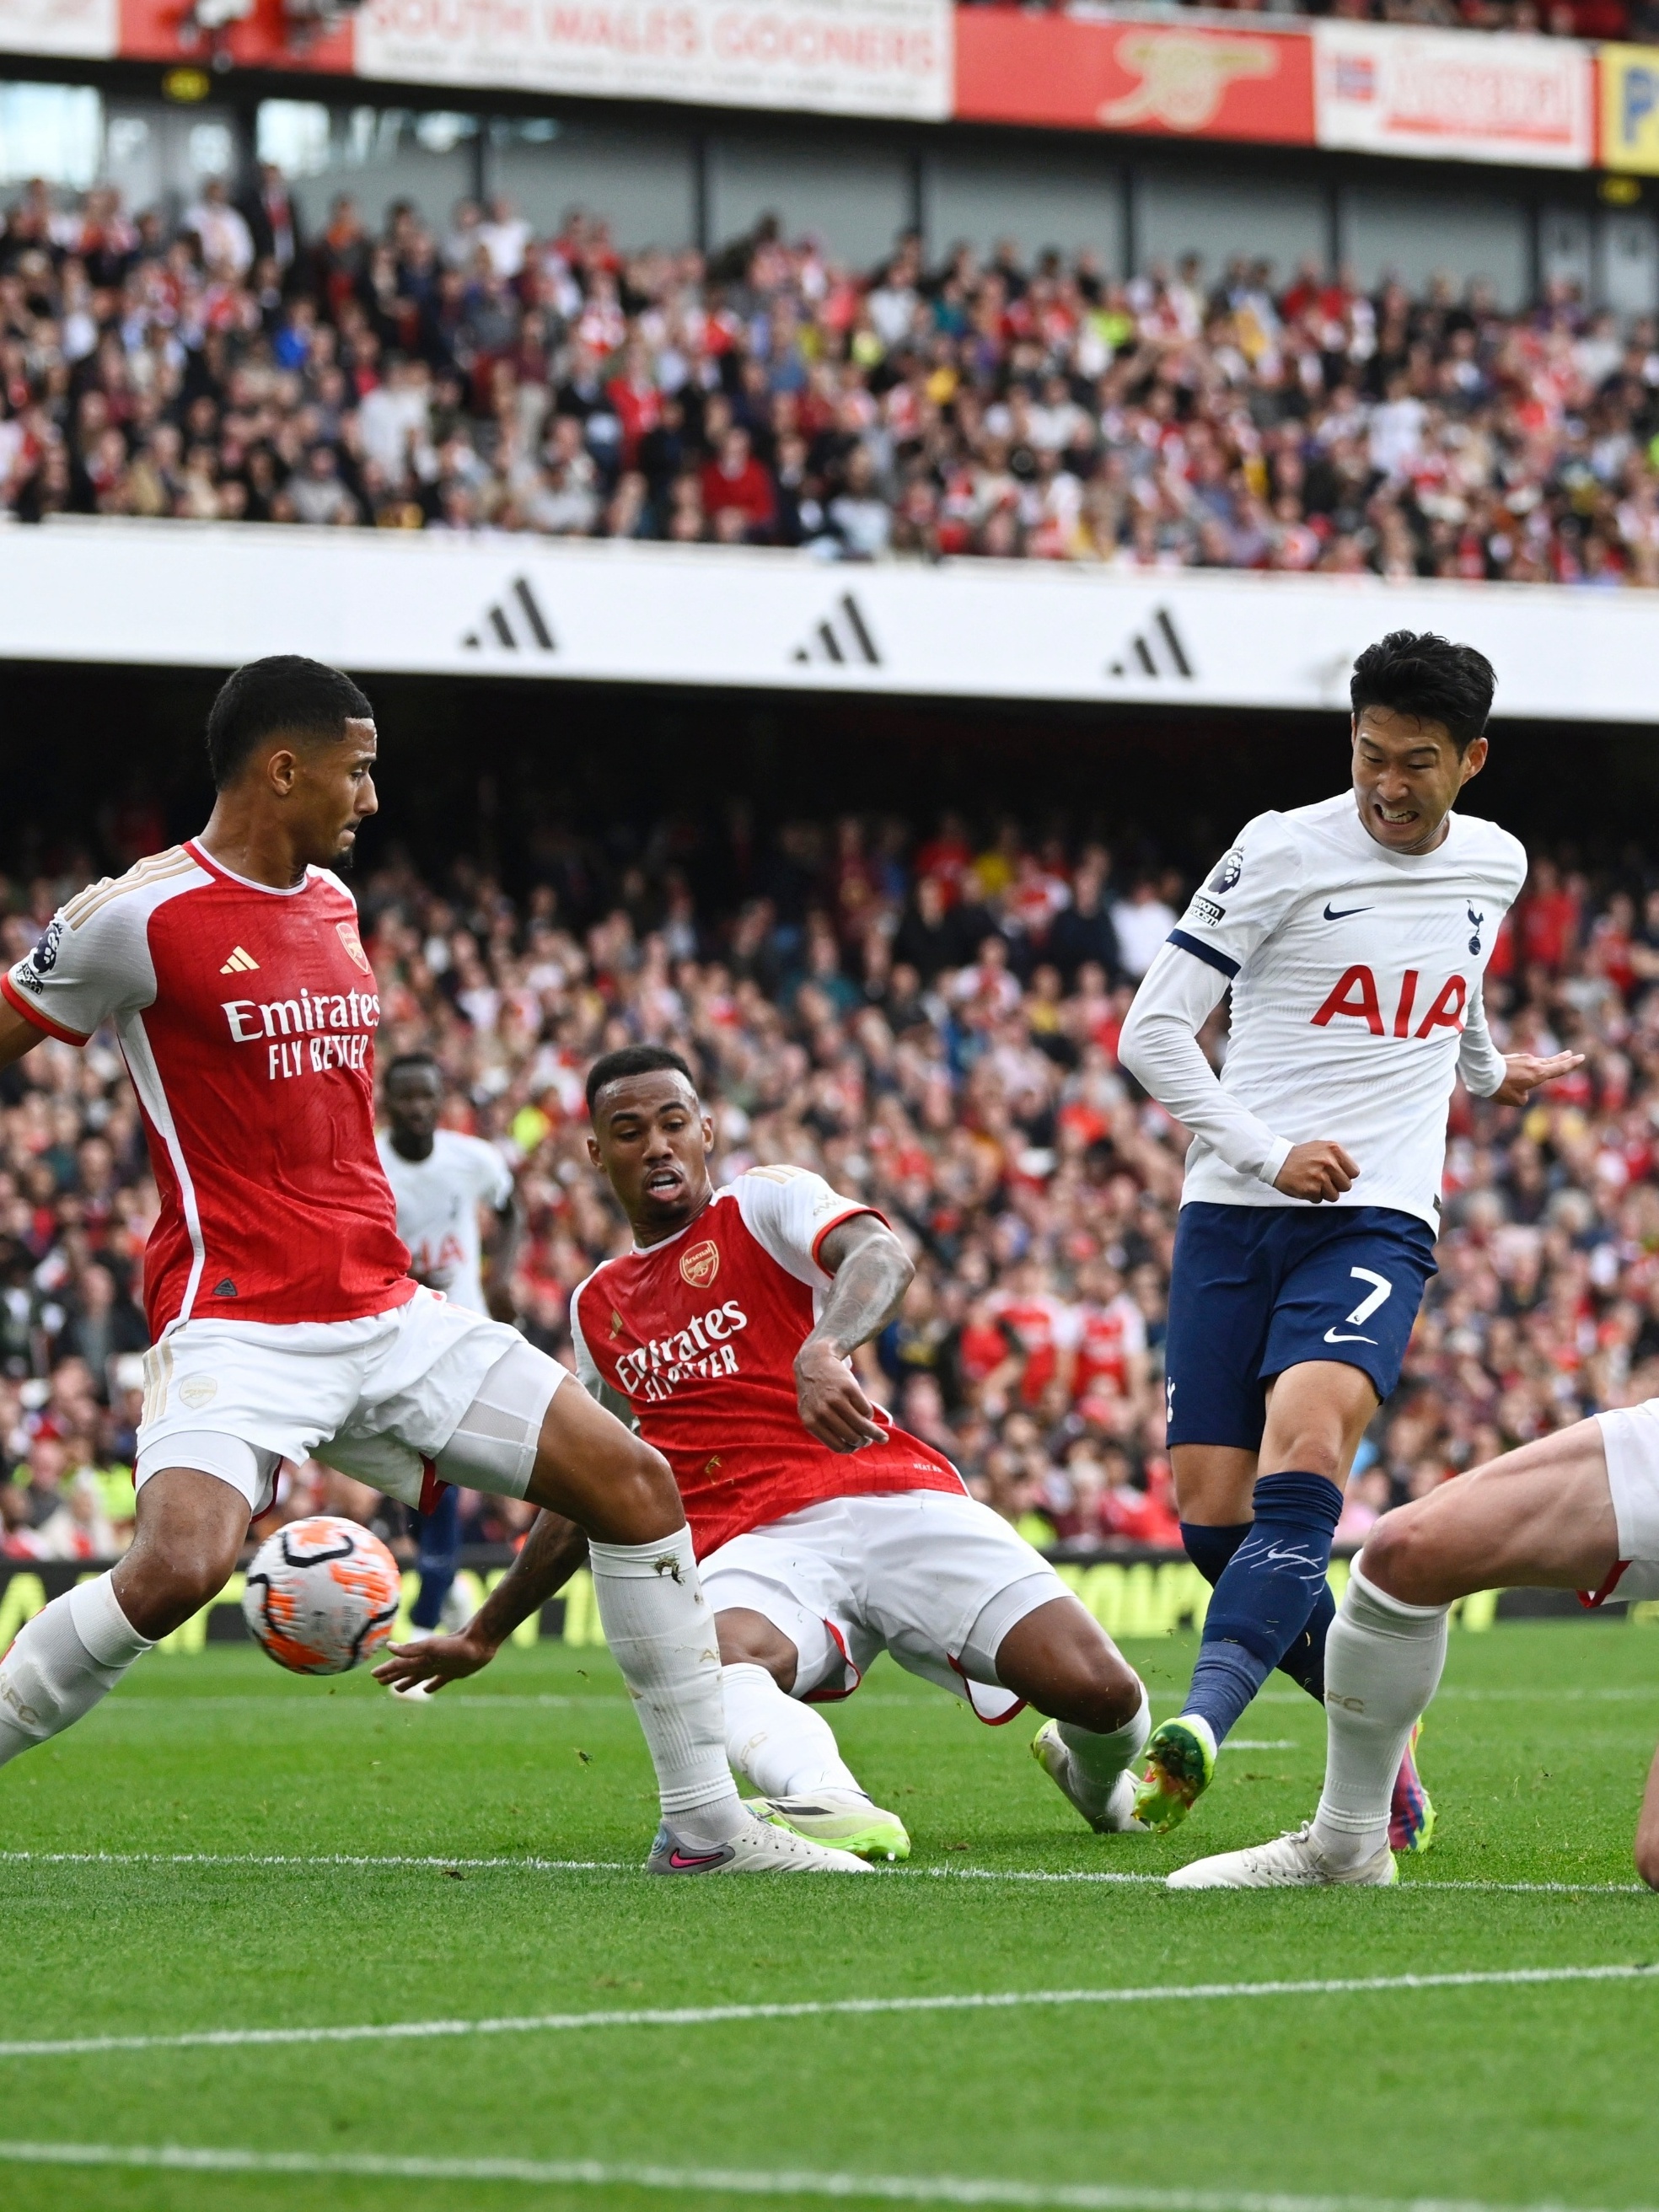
[810,1205,889,1271]
[0,971,89,1045]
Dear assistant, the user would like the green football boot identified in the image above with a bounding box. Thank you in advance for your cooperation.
[1131,1715,1217,1833]
[748,1788,911,1863]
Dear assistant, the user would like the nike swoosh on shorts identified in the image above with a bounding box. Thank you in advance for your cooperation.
[1323,1329,1377,1345]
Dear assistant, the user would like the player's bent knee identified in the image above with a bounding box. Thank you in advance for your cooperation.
[716,1608,798,1690]
[1356,1507,1436,1604]
[113,1547,236,1641]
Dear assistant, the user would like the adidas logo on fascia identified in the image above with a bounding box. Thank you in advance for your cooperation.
[791,591,881,668]
[1106,606,1195,682]
[461,575,556,654]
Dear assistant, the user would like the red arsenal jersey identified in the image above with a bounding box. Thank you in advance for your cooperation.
[2,841,413,1336]
[571,1165,965,1557]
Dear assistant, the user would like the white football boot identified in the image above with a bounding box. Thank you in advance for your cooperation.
[1166,1820,1397,1890]
[645,1805,872,1875]
[1031,1718,1147,1834]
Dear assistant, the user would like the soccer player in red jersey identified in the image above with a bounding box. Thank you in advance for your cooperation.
[0,659,859,1876]
[378,1045,1152,1860]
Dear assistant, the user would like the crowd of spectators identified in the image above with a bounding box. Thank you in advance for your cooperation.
[3,803,1659,1566]
[5,169,1659,588]
[980,0,1652,38]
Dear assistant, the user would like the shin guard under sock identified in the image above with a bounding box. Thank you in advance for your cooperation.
[1182,1517,1335,1705]
[1182,1471,1342,1746]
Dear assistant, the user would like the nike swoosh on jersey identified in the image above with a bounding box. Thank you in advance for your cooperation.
[1322,902,1371,921]
[1323,1328,1377,1345]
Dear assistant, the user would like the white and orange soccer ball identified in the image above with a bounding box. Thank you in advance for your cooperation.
[242,1515,403,1676]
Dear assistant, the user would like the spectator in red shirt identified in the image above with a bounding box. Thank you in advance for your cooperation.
[1518,857,1581,974]
[700,425,775,542]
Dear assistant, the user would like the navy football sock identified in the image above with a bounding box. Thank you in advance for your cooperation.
[1181,1519,1333,1704]
[411,1487,462,1633]
[1183,1472,1342,1746]
[1180,1522,1250,1587]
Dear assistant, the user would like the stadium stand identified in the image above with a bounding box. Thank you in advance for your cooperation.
[964,0,1645,31]
[2,814,1655,1564]
[3,174,1657,586]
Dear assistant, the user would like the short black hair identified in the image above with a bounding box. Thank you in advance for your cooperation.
[384,1052,441,1088]
[1350,631,1495,754]
[585,1044,696,1119]
[205,656,374,790]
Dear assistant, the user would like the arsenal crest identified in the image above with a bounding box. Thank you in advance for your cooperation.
[679,1238,720,1290]
[336,921,373,976]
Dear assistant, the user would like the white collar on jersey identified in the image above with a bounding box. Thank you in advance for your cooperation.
[630,1187,732,1256]
[188,838,316,897]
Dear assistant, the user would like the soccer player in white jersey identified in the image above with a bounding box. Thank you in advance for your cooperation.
[377,1052,519,1683]
[0,655,858,1876]
[379,1046,1156,1860]
[1168,1408,1659,1888]
[1118,631,1579,1839]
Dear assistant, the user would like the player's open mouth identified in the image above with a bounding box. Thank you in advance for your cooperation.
[644,1169,683,1196]
[1374,803,1419,828]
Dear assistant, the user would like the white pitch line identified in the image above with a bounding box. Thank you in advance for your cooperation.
[0,2140,1647,2212]
[0,1850,1647,1897]
[0,1962,1651,2064]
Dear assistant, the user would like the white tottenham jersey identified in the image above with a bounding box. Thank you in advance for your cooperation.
[375,1130,513,1315]
[1119,791,1527,1229]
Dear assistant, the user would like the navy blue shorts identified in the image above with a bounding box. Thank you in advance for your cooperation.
[1163,1203,1437,1452]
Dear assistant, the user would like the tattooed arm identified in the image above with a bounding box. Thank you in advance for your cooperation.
[794,1214,915,1453]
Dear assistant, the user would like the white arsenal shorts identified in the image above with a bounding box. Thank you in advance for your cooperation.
[698,1489,1070,1722]
[133,1287,566,1516]
[1594,1399,1659,1585]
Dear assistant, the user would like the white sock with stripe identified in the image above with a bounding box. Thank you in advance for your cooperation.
[722,1662,864,1799]
[0,1575,153,1765]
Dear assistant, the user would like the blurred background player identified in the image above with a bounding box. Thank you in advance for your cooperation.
[378,1044,1153,1860]
[378,1051,520,1688]
[1119,631,1576,1839]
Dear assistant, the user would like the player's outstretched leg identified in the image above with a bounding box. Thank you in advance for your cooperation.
[1141,1362,1377,1833]
[1181,1518,1433,1852]
[1168,1419,1624,1887]
[521,1372,865,1873]
[0,1468,245,1776]
[995,1597,1151,1835]
[717,1613,910,1863]
[1166,1564,1436,1887]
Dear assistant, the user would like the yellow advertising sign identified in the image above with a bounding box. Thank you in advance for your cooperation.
[1601,46,1659,174]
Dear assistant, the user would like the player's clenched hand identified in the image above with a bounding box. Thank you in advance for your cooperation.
[373,1629,495,1695]
[1273,1140,1361,1204]
[795,1338,887,1452]
[1488,1050,1584,1107]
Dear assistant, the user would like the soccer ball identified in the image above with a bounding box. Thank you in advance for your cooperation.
[242,1516,403,1676]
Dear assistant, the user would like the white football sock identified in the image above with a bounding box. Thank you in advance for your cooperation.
[722,1662,864,1799]
[1313,1565,1448,1869]
[1058,1681,1151,1794]
[0,1575,153,1766]
[587,1530,745,1844]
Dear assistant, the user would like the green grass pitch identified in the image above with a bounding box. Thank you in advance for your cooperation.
[1,1620,1656,2212]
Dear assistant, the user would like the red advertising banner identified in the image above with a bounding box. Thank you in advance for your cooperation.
[117,0,352,74]
[953,9,1315,143]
